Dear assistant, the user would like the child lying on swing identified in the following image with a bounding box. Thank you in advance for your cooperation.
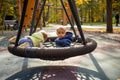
[55,26,73,47]
[9,30,48,48]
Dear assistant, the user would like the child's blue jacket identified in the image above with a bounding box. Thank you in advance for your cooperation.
[55,32,73,47]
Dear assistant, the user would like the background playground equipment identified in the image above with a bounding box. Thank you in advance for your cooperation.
[15,0,73,31]
[16,0,41,31]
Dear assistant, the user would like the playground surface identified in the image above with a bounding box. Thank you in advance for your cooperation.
[0,24,120,80]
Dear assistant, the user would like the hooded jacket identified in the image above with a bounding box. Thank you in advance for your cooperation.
[19,31,44,47]
[28,31,44,47]
[55,32,73,47]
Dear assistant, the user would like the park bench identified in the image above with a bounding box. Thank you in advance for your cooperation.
[4,16,18,30]
[4,20,18,30]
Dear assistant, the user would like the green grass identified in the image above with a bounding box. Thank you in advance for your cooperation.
[81,22,106,26]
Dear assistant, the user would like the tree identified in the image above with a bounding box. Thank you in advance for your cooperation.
[106,0,113,33]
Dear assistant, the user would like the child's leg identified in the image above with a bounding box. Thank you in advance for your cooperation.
[18,38,33,47]
[18,42,30,48]
[8,36,17,44]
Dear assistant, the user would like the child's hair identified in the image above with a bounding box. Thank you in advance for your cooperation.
[56,26,66,32]
[40,30,48,41]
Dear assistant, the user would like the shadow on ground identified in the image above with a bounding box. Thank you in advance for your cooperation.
[6,65,109,80]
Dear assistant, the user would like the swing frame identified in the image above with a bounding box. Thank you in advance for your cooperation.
[8,0,97,60]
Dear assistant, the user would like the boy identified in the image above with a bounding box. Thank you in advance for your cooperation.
[55,26,73,47]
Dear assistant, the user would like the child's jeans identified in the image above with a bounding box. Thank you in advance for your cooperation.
[18,38,33,47]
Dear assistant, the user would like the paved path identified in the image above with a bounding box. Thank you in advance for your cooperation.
[0,24,120,80]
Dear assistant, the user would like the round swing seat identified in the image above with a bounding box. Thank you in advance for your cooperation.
[8,37,97,60]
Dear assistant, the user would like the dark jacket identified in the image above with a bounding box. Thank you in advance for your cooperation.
[55,32,73,47]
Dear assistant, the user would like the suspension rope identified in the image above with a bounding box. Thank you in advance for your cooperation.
[60,0,77,38]
[29,0,39,36]
[67,0,86,45]
[33,0,47,33]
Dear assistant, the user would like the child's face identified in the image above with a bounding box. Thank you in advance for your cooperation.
[57,28,66,38]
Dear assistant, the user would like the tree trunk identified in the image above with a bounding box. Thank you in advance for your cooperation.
[106,0,113,33]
